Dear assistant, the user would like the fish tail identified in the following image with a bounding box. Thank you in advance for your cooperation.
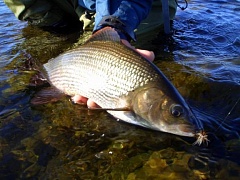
[22,51,65,105]
[22,51,49,87]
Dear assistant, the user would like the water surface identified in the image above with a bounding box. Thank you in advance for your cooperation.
[0,0,240,179]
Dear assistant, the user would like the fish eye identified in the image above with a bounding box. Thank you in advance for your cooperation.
[170,104,184,117]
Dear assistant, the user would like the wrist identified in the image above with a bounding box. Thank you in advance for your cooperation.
[94,15,135,42]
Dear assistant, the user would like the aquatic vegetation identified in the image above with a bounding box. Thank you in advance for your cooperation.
[1,0,240,179]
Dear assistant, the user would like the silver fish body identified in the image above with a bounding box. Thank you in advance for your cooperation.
[42,27,203,137]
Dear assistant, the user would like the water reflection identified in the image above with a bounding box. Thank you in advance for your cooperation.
[0,0,240,179]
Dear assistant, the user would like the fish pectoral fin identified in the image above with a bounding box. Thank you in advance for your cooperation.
[84,27,121,44]
[78,107,131,111]
[31,87,65,105]
[93,107,131,111]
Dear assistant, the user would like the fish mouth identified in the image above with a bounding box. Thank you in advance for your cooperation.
[165,124,196,137]
[175,124,196,137]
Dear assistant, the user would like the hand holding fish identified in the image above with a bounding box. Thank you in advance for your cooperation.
[30,26,206,145]
[4,0,207,145]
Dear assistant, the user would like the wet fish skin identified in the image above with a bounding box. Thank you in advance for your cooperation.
[41,27,203,137]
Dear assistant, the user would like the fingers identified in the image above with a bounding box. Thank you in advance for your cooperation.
[71,95,100,108]
[71,95,88,104]
[135,49,155,62]
[121,40,155,62]
[87,99,101,108]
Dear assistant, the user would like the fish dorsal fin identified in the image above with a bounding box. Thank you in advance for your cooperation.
[85,27,121,44]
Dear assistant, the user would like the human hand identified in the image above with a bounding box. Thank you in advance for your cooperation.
[120,39,155,62]
[71,39,155,108]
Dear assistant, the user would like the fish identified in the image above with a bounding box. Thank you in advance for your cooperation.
[32,27,205,141]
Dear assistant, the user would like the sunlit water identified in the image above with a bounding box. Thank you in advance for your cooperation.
[0,0,240,179]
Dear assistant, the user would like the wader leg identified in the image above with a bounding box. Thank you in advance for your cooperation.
[161,0,171,34]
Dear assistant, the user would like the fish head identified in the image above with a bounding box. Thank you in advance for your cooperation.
[131,85,200,137]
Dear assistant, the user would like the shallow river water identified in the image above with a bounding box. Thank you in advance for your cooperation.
[0,0,240,179]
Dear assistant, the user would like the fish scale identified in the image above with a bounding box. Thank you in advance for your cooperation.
[44,40,161,108]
